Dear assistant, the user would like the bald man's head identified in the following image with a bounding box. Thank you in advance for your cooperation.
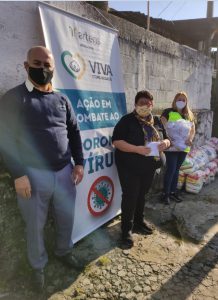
[26,46,54,64]
[24,46,54,86]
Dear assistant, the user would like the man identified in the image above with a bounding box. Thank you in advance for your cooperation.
[0,46,84,290]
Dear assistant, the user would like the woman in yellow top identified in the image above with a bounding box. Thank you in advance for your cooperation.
[160,92,195,204]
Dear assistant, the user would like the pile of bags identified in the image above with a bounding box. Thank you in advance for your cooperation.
[178,137,218,194]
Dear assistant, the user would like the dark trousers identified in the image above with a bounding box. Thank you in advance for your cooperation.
[163,151,187,195]
[117,165,156,235]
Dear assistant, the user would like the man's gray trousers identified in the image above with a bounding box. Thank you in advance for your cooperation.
[17,163,76,270]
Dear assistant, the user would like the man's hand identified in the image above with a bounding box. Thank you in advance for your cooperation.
[14,175,31,199]
[72,165,84,185]
[136,146,151,156]
[158,139,171,151]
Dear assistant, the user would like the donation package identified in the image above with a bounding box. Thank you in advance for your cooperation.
[178,137,218,194]
[166,119,192,151]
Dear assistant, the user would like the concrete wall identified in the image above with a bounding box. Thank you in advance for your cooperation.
[0,2,44,95]
[193,110,213,147]
[0,1,214,114]
[0,2,214,277]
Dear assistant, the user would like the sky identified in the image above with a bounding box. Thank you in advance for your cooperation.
[109,0,218,21]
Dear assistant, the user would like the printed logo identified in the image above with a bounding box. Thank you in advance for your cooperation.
[88,60,113,81]
[61,50,86,80]
[69,26,100,46]
[57,104,66,111]
[87,176,114,217]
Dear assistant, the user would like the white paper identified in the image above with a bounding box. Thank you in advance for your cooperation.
[146,142,160,156]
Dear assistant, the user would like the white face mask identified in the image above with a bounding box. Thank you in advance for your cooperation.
[135,105,152,117]
[176,101,186,110]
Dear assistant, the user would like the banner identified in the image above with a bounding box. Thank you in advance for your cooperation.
[39,3,127,242]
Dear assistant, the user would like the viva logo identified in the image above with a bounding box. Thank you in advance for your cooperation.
[88,61,113,76]
[61,51,86,80]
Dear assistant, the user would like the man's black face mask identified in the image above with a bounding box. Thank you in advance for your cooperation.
[28,67,53,85]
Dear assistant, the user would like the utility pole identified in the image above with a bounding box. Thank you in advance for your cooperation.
[205,0,214,55]
[207,0,214,18]
[147,0,150,31]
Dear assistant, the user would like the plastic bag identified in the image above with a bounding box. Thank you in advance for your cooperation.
[166,119,192,151]
[185,170,204,194]
[177,170,186,190]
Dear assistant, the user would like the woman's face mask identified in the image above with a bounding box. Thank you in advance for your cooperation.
[135,104,152,117]
[176,100,186,110]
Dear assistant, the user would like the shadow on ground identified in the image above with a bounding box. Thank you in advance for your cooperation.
[150,233,218,300]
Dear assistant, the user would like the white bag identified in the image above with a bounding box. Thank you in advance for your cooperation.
[166,119,193,151]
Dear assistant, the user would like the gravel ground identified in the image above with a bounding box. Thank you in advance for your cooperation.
[1,179,218,300]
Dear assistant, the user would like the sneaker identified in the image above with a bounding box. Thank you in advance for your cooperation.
[122,231,134,248]
[32,268,45,291]
[170,192,183,203]
[161,193,170,205]
[133,221,154,235]
[55,253,82,270]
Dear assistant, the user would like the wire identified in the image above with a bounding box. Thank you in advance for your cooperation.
[91,4,118,31]
[171,1,187,20]
[158,1,173,18]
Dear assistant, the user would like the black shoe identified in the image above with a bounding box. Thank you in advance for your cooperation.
[161,193,170,205]
[170,192,183,203]
[122,231,134,248]
[133,221,154,235]
[32,268,45,292]
[56,253,82,270]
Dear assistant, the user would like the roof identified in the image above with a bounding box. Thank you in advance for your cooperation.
[109,10,218,49]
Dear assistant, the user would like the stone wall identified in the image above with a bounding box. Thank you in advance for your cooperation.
[0,1,214,112]
[0,1,214,174]
[48,2,213,112]
[0,2,215,286]
[193,110,214,147]
[0,1,214,170]
[0,1,214,182]
[0,2,44,97]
